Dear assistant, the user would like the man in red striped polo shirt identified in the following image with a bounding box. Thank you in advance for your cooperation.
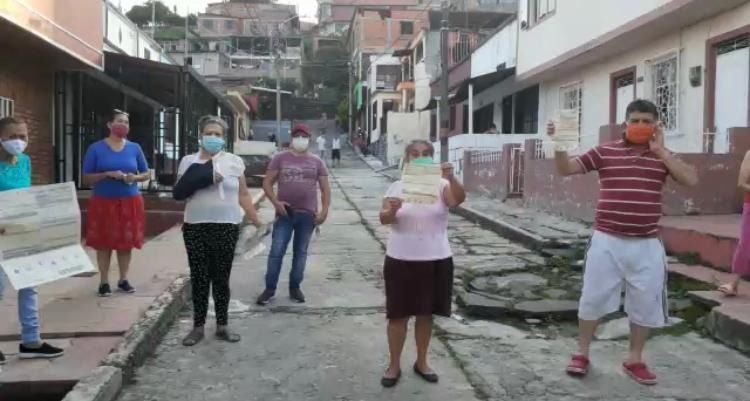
[548,99,698,385]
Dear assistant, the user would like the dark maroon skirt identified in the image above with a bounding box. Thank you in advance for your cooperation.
[383,256,454,319]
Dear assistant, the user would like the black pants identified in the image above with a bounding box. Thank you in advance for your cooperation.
[332,149,341,161]
[182,223,240,327]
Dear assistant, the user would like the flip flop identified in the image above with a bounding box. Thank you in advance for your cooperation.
[181,329,205,347]
[718,283,738,297]
[216,329,241,343]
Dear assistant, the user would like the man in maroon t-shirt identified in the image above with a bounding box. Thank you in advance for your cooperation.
[549,99,697,385]
[258,124,331,305]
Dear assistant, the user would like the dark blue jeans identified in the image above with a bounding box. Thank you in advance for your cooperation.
[265,211,316,291]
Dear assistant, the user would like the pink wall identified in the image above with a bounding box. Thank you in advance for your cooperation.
[1,0,104,68]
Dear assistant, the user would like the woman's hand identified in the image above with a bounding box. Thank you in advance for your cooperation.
[385,197,402,216]
[123,173,136,184]
[441,163,455,180]
[106,171,125,180]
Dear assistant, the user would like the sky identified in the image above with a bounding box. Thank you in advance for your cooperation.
[116,0,319,21]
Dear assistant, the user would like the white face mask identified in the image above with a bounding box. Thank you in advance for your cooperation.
[291,137,310,152]
[1,139,28,156]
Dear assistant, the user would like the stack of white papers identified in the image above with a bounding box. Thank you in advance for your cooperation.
[0,182,95,290]
[401,163,443,205]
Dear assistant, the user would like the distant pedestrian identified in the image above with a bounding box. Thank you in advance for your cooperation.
[316,134,328,162]
[0,117,64,364]
[176,116,264,346]
[549,99,698,385]
[331,135,341,167]
[378,140,466,388]
[257,124,331,305]
[83,109,150,297]
[718,150,750,296]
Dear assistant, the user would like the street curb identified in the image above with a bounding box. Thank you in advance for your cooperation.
[62,193,266,401]
[451,205,554,251]
[61,366,122,401]
[100,275,192,378]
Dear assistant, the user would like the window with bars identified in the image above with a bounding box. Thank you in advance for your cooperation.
[559,82,583,141]
[649,54,678,132]
[528,0,557,26]
[0,97,14,118]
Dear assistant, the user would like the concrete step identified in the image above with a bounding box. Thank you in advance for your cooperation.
[668,263,750,353]
[660,215,740,271]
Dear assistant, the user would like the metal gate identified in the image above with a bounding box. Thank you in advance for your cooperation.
[508,144,524,197]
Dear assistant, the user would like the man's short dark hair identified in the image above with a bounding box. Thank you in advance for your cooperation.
[490,123,497,129]
[625,99,659,121]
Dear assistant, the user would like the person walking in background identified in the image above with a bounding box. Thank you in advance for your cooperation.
[718,149,750,296]
[331,135,342,168]
[257,124,331,305]
[378,140,466,388]
[0,117,64,365]
[83,109,150,297]
[316,133,328,163]
[176,116,264,346]
[549,99,698,385]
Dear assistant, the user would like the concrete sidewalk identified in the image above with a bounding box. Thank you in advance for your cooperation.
[0,191,264,401]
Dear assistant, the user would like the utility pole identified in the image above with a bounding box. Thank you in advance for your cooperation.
[348,61,353,141]
[151,0,156,38]
[439,0,450,162]
[274,28,282,148]
[183,5,189,64]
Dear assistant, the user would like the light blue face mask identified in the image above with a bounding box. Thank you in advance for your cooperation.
[410,157,434,165]
[201,135,225,154]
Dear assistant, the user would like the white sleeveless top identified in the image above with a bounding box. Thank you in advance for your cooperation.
[177,152,246,224]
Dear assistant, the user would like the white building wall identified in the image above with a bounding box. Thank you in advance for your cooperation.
[536,3,750,154]
[386,111,432,165]
[517,0,673,75]
[471,20,518,78]
[104,3,172,63]
[106,6,138,55]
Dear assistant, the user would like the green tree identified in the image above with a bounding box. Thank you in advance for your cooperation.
[126,1,195,28]
[337,98,348,127]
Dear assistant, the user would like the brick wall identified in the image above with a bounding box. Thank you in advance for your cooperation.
[0,53,56,184]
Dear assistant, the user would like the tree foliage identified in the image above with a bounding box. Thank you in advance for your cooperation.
[126,1,196,28]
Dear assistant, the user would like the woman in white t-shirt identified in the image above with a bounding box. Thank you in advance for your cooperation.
[177,116,263,347]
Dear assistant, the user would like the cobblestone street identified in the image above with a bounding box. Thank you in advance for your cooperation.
[117,150,750,401]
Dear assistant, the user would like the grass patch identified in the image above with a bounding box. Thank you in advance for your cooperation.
[667,274,713,298]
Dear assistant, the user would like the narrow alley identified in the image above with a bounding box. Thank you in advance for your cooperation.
[116,149,750,401]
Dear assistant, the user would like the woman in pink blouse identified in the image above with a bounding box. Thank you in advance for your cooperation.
[378,140,466,387]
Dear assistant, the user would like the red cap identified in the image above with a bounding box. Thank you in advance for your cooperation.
[291,124,311,137]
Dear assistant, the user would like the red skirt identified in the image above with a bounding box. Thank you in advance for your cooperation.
[85,195,145,251]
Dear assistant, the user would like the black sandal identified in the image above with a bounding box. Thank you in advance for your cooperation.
[216,329,241,343]
[181,328,205,347]
[413,364,439,383]
[380,369,401,388]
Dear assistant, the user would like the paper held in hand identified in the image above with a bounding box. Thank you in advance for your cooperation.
[401,162,442,204]
[0,182,95,290]
[553,109,580,151]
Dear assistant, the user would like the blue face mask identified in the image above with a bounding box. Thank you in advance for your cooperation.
[201,135,225,154]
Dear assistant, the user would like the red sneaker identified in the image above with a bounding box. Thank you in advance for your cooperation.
[623,362,657,385]
[565,354,590,377]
